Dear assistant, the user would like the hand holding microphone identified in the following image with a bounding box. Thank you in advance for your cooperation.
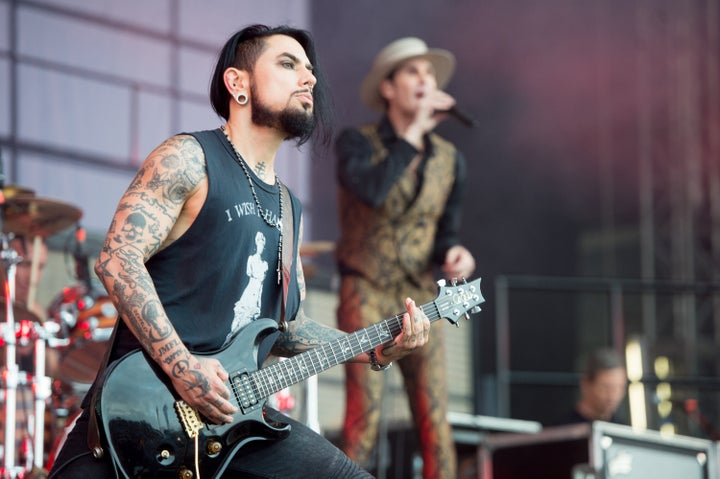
[437,105,478,128]
[403,89,478,148]
[429,90,478,128]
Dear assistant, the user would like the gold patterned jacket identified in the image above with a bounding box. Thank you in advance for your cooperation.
[336,118,464,290]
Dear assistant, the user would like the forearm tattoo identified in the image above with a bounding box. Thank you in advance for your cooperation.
[271,307,346,357]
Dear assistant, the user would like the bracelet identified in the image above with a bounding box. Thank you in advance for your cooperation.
[369,349,392,372]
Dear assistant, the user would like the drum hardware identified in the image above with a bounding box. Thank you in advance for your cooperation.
[54,293,117,385]
[31,334,51,475]
[1,232,28,478]
[0,177,84,477]
[0,278,59,478]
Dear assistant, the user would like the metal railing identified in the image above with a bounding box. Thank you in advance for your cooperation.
[494,275,720,429]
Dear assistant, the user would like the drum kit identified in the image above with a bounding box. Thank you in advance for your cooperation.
[0,186,116,478]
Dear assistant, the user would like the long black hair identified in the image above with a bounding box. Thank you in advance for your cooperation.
[210,24,333,148]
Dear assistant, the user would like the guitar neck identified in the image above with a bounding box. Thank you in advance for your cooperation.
[249,301,443,399]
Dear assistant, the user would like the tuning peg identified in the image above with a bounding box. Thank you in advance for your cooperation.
[451,277,458,286]
[471,306,482,314]
[436,279,447,287]
[464,312,470,320]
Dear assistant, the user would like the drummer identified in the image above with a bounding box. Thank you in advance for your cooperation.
[9,234,48,322]
[0,234,61,377]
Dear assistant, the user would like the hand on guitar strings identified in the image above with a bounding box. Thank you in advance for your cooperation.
[171,355,239,425]
[376,297,431,364]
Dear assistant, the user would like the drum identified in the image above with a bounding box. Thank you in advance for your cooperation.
[47,286,118,386]
[62,296,117,385]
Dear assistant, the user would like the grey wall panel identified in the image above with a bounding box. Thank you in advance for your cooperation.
[0,2,9,51]
[0,59,8,136]
[18,153,134,233]
[28,0,172,33]
[18,63,134,159]
[177,0,310,46]
[18,7,171,87]
[178,47,217,96]
[177,99,222,139]
[135,90,173,165]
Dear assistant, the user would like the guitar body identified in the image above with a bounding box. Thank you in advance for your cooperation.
[97,318,289,479]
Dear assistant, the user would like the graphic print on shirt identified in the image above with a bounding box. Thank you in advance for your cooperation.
[225,231,269,345]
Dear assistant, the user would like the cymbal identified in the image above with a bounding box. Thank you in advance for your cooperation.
[1,195,82,238]
[2,185,36,199]
[300,241,335,257]
[0,300,41,324]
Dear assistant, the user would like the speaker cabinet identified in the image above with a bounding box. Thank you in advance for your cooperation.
[476,421,718,479]
[591,422,717,479]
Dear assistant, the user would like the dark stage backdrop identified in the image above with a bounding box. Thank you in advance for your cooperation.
[309,0,679,423]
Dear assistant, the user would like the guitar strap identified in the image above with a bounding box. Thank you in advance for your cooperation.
[85,183,296,458]
[87,315,119,459]
[279,183,294,330]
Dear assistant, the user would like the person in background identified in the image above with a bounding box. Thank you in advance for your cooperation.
[48,24,431,479]
[9,235,49,322]
[335,37,476,479]
[558,347,628,425]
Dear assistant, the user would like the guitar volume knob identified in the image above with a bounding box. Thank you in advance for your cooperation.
[207,439,223,455]
[178,466,193,479]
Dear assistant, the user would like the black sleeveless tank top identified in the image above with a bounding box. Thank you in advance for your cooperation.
[113,128,302,358]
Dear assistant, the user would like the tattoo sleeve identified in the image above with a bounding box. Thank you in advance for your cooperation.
[94,135,206,374]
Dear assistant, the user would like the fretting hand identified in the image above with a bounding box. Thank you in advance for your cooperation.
[376,297,431,364]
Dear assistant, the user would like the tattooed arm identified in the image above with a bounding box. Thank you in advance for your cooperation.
[94,135,237,424]
[271,216,430,365]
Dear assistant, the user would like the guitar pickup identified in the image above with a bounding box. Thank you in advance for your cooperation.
[232,371,259,412]
[175,400,204,438]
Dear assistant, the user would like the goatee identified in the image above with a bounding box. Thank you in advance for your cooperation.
[251,92,315,142]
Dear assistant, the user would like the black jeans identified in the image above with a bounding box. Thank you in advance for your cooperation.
[48,407,373,479]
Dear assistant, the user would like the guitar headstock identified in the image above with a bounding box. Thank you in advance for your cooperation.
[434,278,484,326]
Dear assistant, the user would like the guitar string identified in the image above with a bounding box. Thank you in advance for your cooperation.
[246,317,406,398]
[247,316,432,399]
[233,292,479,400]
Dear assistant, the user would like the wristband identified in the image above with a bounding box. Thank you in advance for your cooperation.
[369,349,392,372]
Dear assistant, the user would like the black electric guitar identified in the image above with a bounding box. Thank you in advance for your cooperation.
[96,278,484,479]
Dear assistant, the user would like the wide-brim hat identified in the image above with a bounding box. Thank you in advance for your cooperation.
[360,37,456,111]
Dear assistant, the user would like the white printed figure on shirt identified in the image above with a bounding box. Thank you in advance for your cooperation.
[226,231,268,343]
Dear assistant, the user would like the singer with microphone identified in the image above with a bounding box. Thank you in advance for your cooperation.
[335,37,476,479]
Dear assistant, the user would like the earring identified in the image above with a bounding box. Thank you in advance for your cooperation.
[233,92,248,105]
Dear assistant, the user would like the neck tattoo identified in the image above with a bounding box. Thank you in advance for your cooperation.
[222,125,284,285]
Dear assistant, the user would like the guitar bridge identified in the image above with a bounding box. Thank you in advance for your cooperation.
[174,400,204,438]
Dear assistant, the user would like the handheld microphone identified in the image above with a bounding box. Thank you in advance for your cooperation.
[437,106,478,128]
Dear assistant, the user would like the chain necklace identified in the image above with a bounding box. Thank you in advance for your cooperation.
[221,125,284,285]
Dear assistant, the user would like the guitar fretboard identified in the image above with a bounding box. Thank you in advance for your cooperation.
[229,278,482,408]
[247,301,444,400]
